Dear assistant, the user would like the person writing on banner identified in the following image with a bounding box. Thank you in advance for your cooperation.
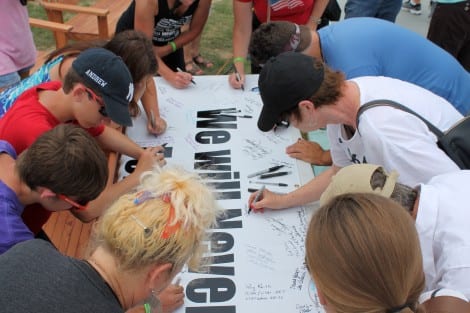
[116,0,212,89]
[306,193,427,313]
[0,47,166,238]
[313,164,470,312]
[0,30,167,135]
[248,52,462,211]
[228,0,330,90]
[0,165,222,313]
[248,18,470,166]
[0,124,108,254]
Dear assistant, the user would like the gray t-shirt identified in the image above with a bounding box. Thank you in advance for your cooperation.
[0,239,123,313]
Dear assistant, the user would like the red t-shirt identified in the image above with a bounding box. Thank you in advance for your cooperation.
[237,0,315,25]
[0,81,105,234]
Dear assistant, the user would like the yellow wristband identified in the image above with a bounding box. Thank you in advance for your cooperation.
[233,57,246,64]
[169,41,177,52]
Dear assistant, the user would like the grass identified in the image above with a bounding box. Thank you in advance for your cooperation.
[27,0,239,75]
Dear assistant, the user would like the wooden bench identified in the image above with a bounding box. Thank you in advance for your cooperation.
[40,0,131,44]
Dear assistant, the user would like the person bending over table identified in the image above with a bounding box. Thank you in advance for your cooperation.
[0,30,167,135]
[248,52,461,212]
[314,164,470,312]
[247,18,470,167]
[306,193,426,313]
[116,0,212,89]
[228,0,330,90]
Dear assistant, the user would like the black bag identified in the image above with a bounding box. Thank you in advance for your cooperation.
[324,0,342,21]
[357,99,470,170]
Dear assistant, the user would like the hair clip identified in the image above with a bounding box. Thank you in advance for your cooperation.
[134,190,155,205]
[131,215,153,237]
[161,205,182,239]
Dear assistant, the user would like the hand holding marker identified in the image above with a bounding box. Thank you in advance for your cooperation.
[248,185,265,214]
[176,67,196,85]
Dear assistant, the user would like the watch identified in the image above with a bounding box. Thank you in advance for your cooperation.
[313,17,322,25]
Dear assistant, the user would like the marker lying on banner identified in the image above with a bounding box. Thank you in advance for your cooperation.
[212,108,240,114]
[219,114,252,118]
[249,181,289,187]
[247,165,285,178]
[259,171,292,179]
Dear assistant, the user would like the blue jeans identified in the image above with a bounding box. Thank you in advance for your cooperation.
[345,0,402,22]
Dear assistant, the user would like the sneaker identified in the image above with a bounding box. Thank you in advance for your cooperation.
[402,0,422,14]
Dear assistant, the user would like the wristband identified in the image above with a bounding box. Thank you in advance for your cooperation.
[233,56,246,64]
[312,17,322,25]
[168,41,177,52]
[144,303,151,313]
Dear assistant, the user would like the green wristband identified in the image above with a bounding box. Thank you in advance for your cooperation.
[144,303,151,313]
[169,41,177,52]
[233,56,246,64]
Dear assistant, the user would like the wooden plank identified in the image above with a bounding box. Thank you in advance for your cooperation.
[56,211,75,252]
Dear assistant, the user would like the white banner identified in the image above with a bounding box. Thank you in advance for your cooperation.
[118,75,324,313]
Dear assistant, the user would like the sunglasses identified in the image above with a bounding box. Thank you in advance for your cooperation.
[57,194,88,211]
[84,87,108,117]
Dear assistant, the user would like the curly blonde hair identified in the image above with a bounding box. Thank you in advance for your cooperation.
[90,166,222,272]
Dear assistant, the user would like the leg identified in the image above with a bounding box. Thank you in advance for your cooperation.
[344,0,381,19]
[376,0,403,21]
[427,1,470,71]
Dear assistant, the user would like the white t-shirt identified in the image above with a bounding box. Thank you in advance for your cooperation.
[417,170,470,300]
[327,76,462,187]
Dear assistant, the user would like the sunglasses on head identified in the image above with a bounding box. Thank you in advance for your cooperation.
[57,194,88,211]
[83,87,108,117]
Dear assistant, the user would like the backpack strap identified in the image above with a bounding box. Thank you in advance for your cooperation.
[356,99,444,138]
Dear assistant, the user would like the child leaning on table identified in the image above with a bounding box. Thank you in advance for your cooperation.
[0,124,108,254]
[0,47,166,236]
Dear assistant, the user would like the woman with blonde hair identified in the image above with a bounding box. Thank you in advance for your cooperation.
[0,166,222,313]
[305,193,425,313]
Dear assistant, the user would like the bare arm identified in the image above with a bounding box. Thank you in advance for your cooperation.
[70,147,165,222]
[229,0,252,89]
[96,126,143,159]
[155,0,212,57]
[249,165,340,210]
[306,0,329,30]
[141,77,167,135]
[423,296,470,313]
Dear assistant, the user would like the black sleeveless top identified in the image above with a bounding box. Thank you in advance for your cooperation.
[116,0,200,46]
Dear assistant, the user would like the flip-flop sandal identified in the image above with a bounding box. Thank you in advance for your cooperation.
[185,61,204,75]
[193,54,214,69]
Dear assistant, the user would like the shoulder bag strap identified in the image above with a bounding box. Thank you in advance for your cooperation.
[356,99,444,138]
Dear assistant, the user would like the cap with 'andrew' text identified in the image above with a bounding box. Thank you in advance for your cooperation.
[72,47,134,126]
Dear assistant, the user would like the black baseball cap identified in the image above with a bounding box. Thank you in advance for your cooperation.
[258,52,324,132]
[72,48,134,126]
